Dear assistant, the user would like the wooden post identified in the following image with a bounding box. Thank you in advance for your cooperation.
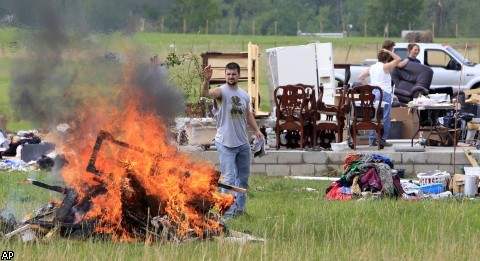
[409,22,411,30]
[229,20,232,35]
[183,19,186,34]
[455,23,458,38]
[364,21,367,37]
[432,23,435,38]
[160,18,164,33]
[252,20,255,36]
[274,21,277,36]
[345,44,352,63]
[297,21,300,34]
[206,20,208,35]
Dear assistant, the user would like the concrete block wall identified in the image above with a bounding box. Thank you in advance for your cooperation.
[191,149,479,178]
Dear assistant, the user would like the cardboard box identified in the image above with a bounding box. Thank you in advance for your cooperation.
[467,122,480,131]
[449,174,465,194]
[390,107,419,139]
[342,107,418,144]
[426,127,460,146]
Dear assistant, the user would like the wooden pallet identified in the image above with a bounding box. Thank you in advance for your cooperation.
[463,149,479,167]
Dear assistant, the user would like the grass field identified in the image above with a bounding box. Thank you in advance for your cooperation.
[1,30,480,258]
[2,172,480,259]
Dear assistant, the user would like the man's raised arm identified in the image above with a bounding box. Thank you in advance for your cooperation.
[201,65,222,99]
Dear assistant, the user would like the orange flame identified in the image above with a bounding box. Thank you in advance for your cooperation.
[53,58,233,242]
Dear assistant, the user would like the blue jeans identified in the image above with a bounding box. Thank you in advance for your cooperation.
[369,90,391,143]
[215,141,251,215]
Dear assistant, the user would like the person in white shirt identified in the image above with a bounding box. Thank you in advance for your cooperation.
[358,49,401,147]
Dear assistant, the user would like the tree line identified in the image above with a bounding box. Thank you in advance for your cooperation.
[1,0,479,38]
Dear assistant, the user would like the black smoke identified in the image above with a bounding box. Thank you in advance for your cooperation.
[7,0,184,128]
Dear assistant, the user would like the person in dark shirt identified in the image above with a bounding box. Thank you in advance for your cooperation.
[406,43,421,63]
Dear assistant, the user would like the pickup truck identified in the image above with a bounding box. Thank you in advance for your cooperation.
[334,43,480,91]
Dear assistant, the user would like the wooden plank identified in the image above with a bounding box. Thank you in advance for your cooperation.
[209,58,249,67]
[463,149,479,167]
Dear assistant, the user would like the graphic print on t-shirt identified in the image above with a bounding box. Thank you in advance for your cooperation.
[229,96,244,119]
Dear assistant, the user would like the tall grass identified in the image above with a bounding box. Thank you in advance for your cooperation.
[1,172,480,259]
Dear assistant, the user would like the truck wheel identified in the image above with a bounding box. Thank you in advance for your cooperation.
[472,83,480,89]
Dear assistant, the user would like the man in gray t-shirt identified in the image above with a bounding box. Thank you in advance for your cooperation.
[202,62,263,219]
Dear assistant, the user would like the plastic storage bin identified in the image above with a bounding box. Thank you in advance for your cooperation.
[419,183,444,194]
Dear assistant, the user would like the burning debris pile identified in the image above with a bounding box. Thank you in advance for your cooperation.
[4,130,238,242]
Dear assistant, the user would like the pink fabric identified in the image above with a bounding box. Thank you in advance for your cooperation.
[360,168,383,191]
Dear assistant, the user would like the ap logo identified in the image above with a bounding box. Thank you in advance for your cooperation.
[1,251,14,260]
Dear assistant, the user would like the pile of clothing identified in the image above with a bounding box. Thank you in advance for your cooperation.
[326,153,404,200]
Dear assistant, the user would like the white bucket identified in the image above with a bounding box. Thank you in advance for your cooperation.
[464,167,480,177]
[464,175,479,196]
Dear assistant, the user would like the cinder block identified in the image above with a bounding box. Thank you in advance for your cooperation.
[266,164,291,176]
[414,164,440,174]
[327,152,351,164]
[290,164,315,176]
[250,164,266,174]
[194,151,219,165]
[303,152,328,164]
[314,164,343,176]
[453,152,473,165]
[379,152,402,164]
[277,151,303,164]
[437,164,459,175]
[402,152,428,164]
[253,152,278,164]
[426,152,452,164]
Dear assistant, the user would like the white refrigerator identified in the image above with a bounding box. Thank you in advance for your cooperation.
[266,43,336,113]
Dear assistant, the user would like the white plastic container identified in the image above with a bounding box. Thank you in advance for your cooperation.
[464,167,480,177]
[464,175,479,196]
[330,141,349,152]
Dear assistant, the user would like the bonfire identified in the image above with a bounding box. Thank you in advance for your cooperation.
[4,57,238,243]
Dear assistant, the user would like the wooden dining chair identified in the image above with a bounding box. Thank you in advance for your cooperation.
[350,85,384,150]
[313,85,347,146]
[296,84,316,146]
[274,85,308,150]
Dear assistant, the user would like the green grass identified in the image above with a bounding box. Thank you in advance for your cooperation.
[2,173,480,259]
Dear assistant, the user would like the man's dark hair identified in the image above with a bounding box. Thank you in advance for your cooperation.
[377,51,390,62]
[382,40,395,50]
[225,62,241,74]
